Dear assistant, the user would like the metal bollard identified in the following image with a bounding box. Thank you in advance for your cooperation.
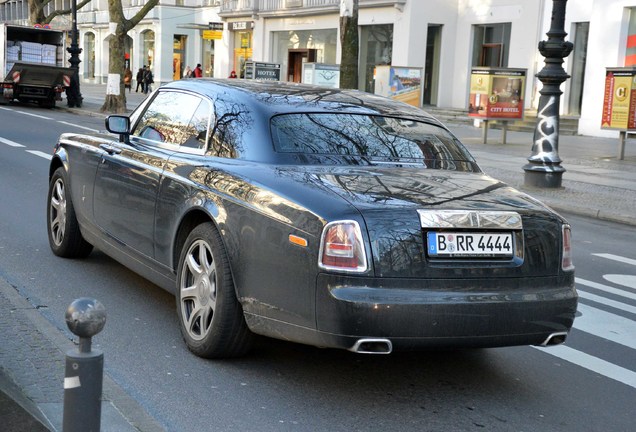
[62,298,107,432]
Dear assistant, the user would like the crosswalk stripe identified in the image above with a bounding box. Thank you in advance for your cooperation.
[593,253,636,266]
[578,290,636,315]
[0,137,25,147]
[574,303,636,350]
[604,274,636,290]
[576,277,636,301]
[534,345,636,390]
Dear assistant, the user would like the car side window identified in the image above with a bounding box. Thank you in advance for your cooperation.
[132,91,211,151]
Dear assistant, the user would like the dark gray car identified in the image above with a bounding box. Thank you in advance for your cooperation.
[46,79,577,358]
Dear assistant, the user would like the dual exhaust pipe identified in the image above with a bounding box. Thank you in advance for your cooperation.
[350,331,568,354]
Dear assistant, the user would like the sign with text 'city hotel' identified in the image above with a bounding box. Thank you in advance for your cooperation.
[468,67,526,120]
[601,67,636,130]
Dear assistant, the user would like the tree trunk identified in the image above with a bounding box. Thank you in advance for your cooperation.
[28,1,46,24]
[339,0,359,90]
[100,33,127,113]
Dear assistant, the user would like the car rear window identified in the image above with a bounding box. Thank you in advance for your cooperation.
[270,113,476,169]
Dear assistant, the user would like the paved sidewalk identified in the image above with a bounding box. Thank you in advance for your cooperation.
[1,82,635,431]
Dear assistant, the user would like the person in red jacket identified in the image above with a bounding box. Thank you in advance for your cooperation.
[193,64,203,78]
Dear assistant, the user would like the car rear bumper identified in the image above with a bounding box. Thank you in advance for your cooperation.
[311,273,577,351]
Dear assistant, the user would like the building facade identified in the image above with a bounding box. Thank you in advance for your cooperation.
[2,0,636,138]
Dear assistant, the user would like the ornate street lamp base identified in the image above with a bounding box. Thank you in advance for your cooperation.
[523,164,565,188]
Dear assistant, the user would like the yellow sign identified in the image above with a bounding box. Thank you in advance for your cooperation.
[202,30,222,40]
[601,68,636,130]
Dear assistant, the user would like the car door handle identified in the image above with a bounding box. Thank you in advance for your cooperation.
[99,144,123,155]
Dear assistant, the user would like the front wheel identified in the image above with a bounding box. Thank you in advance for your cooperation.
[47,168,93,258]
[176,222,253,358]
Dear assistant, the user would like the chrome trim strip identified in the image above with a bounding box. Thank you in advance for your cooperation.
[417,210,523,230]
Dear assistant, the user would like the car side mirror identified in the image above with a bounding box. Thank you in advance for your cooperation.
[105,115,130,142]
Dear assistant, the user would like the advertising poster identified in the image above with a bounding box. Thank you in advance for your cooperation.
[388,67,422,107]
[302,63,340,88]
[601,68,636,130]
[374,66,423,107]
[468,68,526,120]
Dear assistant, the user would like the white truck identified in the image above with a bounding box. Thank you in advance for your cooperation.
[1,24,74,107]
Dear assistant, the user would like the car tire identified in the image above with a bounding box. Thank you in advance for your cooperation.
[176,222,253,358]
[47,168,93,258]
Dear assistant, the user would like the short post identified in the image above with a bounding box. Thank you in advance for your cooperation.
[63,298,107,432]
[502,121,508,145]
[482,119,489,144]
[618,131,626,160]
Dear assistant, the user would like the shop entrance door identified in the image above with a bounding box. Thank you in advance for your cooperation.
[173,35,187,80]
[287,49,316,82]
[424,25,442,105]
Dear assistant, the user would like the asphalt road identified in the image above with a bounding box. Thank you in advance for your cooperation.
[0,102,635,431]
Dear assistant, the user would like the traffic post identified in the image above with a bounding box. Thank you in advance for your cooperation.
[62,298,107,432]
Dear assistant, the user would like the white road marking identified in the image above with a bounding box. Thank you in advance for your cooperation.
[576,277,636,301]
[534,345,636,390]
[0,107,11,111]
[25,150,52,160]
[0,137,25,147]
[603,274,636,290]
[14,110,52,120]
[574,303,636,350]
[578,290,636,315]
[57,121,99,132]
[593,253,636,266]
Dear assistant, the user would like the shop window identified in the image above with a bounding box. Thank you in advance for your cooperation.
[472,23,511,67]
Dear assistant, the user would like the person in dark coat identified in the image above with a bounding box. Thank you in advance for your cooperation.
[135,67,144,93]
[143,67,154,94]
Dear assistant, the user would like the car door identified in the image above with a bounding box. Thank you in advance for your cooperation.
[93,90,201,259]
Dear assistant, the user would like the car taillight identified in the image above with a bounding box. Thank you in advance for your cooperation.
[562,224,574,271]
[319,220,368,273]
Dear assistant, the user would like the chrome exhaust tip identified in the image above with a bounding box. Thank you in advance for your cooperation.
[539,331,568,347]
[349,338,393,354]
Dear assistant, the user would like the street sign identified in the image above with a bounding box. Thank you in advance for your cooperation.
[208,22,223,30]
[244,61,281,81]
[202,30,223,40]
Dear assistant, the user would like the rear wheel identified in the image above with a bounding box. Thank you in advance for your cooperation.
[176,222,253,358]
[47,168,93,258]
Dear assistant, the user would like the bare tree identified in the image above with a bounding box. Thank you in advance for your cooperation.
[27,0,91,25]
[101,0,159,113]
[339,0,359,89]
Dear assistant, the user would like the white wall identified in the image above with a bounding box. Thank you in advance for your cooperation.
[453,0,544,111]
[576,0,634,137]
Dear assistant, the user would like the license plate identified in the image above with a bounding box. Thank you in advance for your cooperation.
[427,232,513,257]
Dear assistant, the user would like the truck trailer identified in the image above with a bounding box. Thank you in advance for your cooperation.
[1,24,74,108]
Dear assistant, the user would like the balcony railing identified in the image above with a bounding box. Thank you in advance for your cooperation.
[219,0,406,17]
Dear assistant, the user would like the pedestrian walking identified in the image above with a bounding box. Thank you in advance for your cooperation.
[228,70,237,78]
[143,66,154,94]
[135,67,144,92]
[184,65,193,78]
[193,63,203,78]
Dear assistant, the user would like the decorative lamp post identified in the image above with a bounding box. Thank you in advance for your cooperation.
[523,0,573,188]
[66,0,83,108]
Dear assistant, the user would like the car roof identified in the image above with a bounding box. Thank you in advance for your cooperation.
[163,78,441,124]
